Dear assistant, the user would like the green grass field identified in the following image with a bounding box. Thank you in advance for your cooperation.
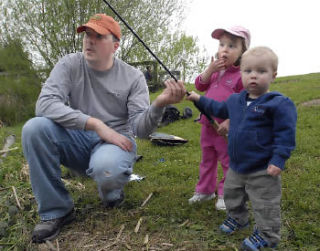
[0,73,320,250]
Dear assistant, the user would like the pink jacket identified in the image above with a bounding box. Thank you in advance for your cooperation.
[195,65,243,125]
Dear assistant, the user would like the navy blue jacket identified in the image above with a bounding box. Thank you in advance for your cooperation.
[198,90,297,174]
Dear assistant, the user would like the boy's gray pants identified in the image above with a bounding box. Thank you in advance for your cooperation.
[224,168,281,246]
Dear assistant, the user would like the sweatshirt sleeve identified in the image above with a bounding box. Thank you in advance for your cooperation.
[269,98,297,169]
[35,56,90,130]
[194,75,210,91]
[127,74,164,138]
[197,96,229,120]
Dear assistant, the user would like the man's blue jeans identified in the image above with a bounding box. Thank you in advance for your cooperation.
[22,117,136,220]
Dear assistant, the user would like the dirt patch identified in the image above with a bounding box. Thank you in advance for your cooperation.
[300,99,320,106]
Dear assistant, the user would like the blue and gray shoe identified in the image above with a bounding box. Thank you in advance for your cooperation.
[219,216,249,234]
[242,229,276,250]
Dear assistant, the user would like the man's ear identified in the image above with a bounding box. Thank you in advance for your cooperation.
[113,41,120,52]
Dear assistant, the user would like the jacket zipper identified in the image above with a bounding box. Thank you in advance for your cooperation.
[233,102,250,162]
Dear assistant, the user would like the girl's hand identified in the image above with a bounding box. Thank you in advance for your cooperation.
[208,56,226,73]
[186,91,200,102]
[200,56,226,83]
[267,164,282,176]
[217,119,229,136]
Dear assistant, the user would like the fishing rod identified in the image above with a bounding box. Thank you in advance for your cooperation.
[102,0,177,82]
[101,0,222,134]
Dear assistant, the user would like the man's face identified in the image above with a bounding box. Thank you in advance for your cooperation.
[241,55,277,98]
[82,28,119,69]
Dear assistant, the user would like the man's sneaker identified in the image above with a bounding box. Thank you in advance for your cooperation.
[32,208,75,243]
[188,192,216,204]
[215,196,226,211]
[242,229,275,250]
[219,216,249,234]
[104,190,125,208]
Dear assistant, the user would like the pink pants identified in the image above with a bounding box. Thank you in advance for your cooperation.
[195,124,229,196]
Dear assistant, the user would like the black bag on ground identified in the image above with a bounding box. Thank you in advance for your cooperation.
[159,105,181,126]
[181,107,193,119]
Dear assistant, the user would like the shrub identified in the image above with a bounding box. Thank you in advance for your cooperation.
[0,38,41,125]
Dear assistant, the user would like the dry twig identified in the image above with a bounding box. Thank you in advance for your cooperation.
[143,234,149,245]
[0,187,10,192]
[134,217,143,233]
[56,239,60,251]
[116,224,125,241]
[0,147,19,154]
[83,243,99,248]
[61,178,72,186]
[97,224,125,250]
[11,186,22,210]
[178,219,189,227]
[141,192,153,207]
[45,240,56,250]
[1,135,16,158]
[20,163,29,180]
[99,242,115,250]
[162,243,173,247]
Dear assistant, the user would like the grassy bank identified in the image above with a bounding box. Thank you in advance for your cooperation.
[0,73,320,250]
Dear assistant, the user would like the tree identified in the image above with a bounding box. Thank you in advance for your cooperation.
[1,0,206,78]
[156,31,209,82]
[1,0,106,71]
[0,38,41,125]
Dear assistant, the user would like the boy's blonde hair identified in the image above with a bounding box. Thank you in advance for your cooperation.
[241,46,278,72]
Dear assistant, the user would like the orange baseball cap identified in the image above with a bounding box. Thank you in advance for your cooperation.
[77,14,121,40]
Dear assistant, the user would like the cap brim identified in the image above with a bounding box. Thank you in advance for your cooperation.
[76,24,111,35]
[211,29,226,39]
[212,28,245,40]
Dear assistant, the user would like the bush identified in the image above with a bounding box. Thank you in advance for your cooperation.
[0,38,41,125]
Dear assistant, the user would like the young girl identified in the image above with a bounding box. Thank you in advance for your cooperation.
[188,26,250,210]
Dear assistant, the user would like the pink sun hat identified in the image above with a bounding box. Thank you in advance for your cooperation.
[211,26,251,49]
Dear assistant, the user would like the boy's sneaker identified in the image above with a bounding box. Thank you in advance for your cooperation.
[32,208,76,243]
[242,229,275,250]
[219,216,249,234]
[188,192,215,204]
[215,196,226,210]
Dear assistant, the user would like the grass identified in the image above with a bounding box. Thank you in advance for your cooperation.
[0,73,320,250]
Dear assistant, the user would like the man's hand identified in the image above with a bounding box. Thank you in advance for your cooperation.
[153,79,186,108]
[85,117,133,151]
[267,164,282,176]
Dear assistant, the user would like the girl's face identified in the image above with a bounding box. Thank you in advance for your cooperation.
[218,33,244,67]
